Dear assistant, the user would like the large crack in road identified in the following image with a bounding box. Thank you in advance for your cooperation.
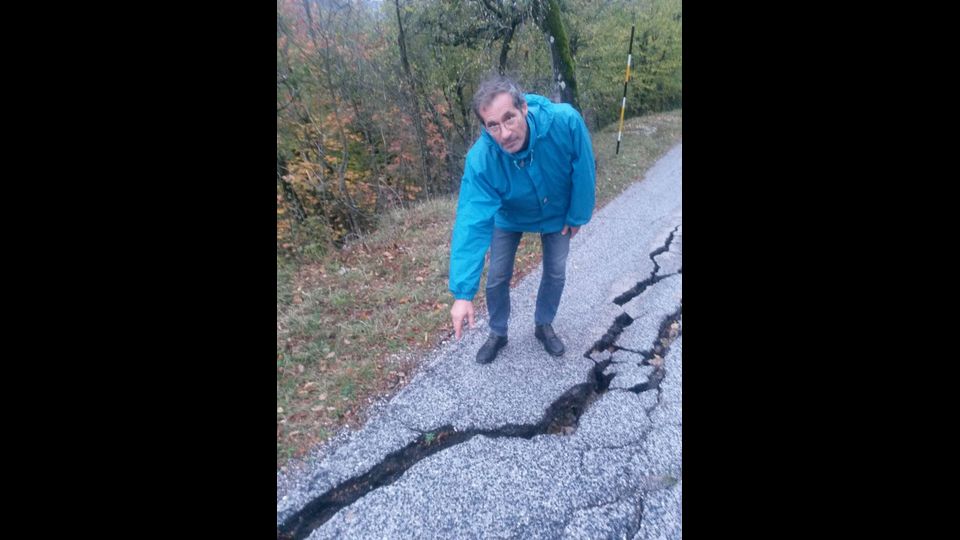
[613,225,681,306]
[279,245,682,540]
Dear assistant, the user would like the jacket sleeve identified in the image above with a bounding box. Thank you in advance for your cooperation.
[565,113,596,227]
[449,157,502,301]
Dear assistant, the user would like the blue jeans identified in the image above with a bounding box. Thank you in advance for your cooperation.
[486,227,571,337]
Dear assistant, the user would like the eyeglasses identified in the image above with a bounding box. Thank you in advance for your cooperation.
[485,114,521,136]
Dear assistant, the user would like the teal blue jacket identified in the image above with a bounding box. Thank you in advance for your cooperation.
[449,94,596,301]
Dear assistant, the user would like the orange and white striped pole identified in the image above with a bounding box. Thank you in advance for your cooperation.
[616,25,635,155]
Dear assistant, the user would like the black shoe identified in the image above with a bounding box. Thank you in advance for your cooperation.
[476,334,508,364]
[535,324,565,357]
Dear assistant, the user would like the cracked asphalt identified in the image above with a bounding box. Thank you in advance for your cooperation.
[278,143,682,540]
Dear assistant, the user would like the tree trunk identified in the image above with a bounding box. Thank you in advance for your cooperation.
[277,155,306,223]
[498,21,518,75]
[394,0,435,197]
[537,0,580,110]
[455,80,471,143]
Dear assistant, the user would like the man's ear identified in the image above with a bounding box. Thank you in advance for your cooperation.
[520,101,528,116]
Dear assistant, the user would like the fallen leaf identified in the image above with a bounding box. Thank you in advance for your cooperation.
[297,364,305,374]
[277,407,284,413]
[326,351,336,359]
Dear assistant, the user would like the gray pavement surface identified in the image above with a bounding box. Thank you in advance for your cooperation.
[278,143,682,539]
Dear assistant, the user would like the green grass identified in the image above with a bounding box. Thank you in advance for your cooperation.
[277,257,295,309]
[593,110,683,206]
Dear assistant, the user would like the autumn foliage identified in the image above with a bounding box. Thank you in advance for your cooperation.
[277,0,681,257]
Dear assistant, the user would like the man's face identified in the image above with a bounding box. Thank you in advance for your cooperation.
[479,92,528,154]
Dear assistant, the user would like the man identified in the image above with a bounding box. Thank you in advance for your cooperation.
[449,75,596,364]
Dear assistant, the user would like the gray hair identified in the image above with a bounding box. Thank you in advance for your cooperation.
[471,74,525,123]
